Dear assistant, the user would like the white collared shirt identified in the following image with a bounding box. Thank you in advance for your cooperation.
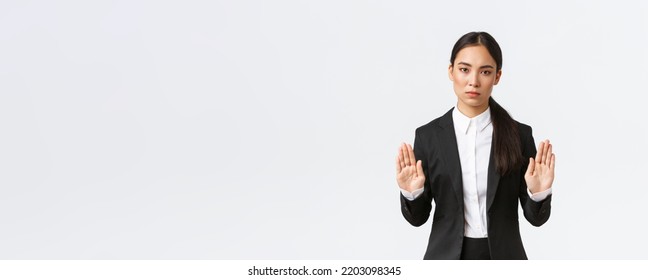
[401,106,551,237]
[454,106,491,237]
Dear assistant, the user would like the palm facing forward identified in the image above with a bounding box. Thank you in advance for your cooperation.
[525,140,556,194]
[396,143,425,193]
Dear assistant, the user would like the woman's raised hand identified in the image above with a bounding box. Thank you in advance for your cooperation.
[525,139,556,194]
[396,143,425,193]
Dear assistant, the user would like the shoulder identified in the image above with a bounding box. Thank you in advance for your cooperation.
[515,120,536,154]
[415,108,453,136]
[515,121,533,137]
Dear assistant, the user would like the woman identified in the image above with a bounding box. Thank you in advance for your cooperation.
[396,31,555,260]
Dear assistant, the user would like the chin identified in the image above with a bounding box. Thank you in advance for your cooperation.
[461,98,487,108]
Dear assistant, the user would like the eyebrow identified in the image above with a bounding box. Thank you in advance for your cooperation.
[457,62,495,69]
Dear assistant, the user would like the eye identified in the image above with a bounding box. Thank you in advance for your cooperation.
[481,70,491,75]
[459,68,469,73]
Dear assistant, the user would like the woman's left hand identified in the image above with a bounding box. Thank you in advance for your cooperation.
[525,140,555,194]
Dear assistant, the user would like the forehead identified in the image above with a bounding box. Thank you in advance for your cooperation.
[454,45,496,66]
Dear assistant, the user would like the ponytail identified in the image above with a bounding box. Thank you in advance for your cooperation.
[489,97,524,175]
[450,32,522,174]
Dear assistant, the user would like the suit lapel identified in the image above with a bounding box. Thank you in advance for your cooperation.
[486,139,501,211]
[438,108,501,212]
[436,109,464,209]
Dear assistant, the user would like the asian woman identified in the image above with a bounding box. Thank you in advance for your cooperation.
[396,31,555,260]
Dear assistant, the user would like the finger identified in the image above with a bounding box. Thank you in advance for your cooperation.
[525,157,535,176]
[398,145,406,170]
[402,143,411,167]
[407,143,416,167]
[396,155,402,173]
[545,143,553,165]
[549,153,555,171]
[540,140,549,164]
[535,141,544,164]
[416,160,424,178]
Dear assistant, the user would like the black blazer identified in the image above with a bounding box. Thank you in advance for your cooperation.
[400,108,551,260]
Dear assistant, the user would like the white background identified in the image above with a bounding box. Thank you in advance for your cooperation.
[1,0,647,259]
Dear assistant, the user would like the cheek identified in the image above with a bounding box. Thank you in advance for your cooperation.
[485,75,498,85]
[477,74,492,84]
[452,73,466,85]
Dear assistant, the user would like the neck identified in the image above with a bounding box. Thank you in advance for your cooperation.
[456,102,488,118]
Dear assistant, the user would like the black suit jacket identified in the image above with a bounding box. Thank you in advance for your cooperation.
[400,108,552,260]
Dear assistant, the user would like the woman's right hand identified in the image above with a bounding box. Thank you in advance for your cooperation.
[396,143,425,193]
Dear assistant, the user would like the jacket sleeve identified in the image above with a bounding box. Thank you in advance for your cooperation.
[400,128,434,227]
[519,125,552,227]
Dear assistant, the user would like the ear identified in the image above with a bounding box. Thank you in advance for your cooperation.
[448,64,454,81]
[493,69,502,85]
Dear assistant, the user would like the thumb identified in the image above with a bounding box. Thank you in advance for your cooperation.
[416,160,424,177]
[525,157,535,177]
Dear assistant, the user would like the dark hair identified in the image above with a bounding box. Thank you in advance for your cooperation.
[450,31,524,175]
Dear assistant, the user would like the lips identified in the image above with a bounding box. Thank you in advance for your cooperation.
[466,91,480,97]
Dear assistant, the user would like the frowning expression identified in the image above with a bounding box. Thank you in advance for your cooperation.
[448,45,502,113]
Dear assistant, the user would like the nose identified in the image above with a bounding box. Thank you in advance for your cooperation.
[467,72,480,88]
